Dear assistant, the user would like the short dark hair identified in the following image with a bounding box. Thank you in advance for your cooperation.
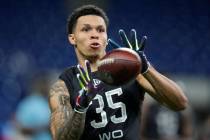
[67,5,109,34]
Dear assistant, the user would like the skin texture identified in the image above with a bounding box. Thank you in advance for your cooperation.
[49,15,188,140]
[69,15,107,71]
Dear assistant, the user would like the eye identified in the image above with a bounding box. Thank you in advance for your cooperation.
[97,27,105,33]
[81,27,90,32]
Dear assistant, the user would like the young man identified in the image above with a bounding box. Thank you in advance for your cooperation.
[49,5,188,140]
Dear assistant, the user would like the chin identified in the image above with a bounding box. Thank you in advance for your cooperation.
[85,50,105,61]
[85,54,99,61]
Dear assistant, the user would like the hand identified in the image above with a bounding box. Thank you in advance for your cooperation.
[75,60,98,113]
[108,29,150,74]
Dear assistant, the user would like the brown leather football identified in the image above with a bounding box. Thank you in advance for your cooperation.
[97,48,142,86]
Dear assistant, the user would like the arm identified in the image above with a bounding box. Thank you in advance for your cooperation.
[49,80,85,140]
[49,61,99,140]
[136,67,188,111]
[109,29,188,111]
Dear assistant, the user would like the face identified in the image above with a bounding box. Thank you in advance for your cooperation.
[69,15,108,61]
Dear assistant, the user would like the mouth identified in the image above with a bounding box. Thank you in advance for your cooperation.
[90,42,101,49]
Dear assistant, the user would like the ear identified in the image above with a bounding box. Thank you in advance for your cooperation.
[68,34,76,45]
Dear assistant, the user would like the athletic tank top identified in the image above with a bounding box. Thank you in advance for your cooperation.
[59,66,145,140]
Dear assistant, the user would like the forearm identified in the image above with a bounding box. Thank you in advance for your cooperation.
[143,67,188,111]
[56,112,86,140]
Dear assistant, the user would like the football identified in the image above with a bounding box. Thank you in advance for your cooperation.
[97,48,142,86]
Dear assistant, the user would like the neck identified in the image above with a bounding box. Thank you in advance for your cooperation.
[75,48,106,72]
[77,56,99,72]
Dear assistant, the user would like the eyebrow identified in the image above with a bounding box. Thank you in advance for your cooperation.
[82,24,105,28]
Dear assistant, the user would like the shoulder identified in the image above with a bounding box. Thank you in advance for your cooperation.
[58,66,80,93]
[49,80,68,96]
[59,66,77,78]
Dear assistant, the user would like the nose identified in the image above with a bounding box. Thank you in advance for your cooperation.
[90,30,99,39]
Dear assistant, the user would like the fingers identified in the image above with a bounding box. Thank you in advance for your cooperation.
[119,29,133,49]
[77,60,92,89]
[77,74,87,90]
[109,29,146,51]
[85,60,92,82]
[77,64,88,85]
[130,29,139,50]
[108,39,121,49]
[139,36,147,51]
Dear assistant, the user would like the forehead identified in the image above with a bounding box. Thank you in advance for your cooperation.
[76,15,106,27]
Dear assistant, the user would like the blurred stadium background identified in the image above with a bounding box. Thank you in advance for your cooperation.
[0,0,210,139]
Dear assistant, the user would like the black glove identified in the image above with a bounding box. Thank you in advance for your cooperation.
[75,60,99,113]
[108,29,150,74]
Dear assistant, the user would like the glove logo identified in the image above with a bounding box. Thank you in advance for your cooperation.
[93,79,101,87]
